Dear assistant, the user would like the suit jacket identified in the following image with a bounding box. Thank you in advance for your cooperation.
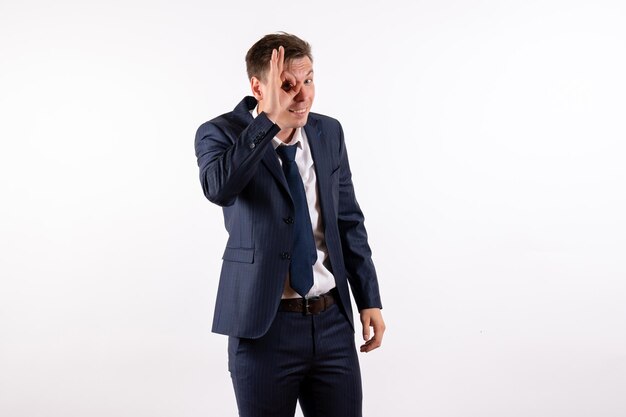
[195,96,382,339]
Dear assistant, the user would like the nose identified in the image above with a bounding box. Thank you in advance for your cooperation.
[293,83,309,101]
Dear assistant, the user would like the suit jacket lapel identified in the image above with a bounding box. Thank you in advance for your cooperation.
[305,116,329,184]
[262,144,289,194]
[306,116,333,219]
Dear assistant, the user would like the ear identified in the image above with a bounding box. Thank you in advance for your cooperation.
[250,76,264,102]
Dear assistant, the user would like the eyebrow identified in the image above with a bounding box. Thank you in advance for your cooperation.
[288,69,314,80]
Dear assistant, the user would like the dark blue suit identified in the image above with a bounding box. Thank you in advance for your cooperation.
[195,96,382,416]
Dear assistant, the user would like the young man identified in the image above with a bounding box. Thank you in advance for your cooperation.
[195,32,385,417]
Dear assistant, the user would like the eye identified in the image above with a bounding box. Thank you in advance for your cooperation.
[304,79,313,85]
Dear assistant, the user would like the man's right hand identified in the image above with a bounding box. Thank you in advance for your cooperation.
[261,46,299,128]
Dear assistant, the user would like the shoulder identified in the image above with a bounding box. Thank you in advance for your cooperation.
[307,112,345,141]
[308,111,342,129]
[198,96,256,133]
[195,109,249,143]
[197,109,238,132]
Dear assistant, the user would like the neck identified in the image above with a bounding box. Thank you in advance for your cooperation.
[277,128,296,143]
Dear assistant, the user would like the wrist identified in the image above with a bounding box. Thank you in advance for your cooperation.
[262,111,280,128]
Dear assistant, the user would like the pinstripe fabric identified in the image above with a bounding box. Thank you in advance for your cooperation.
[228,303,362,417]
[194,96,382,340]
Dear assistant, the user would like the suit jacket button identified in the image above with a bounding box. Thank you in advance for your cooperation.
[281,252,291,260]
[249,142,255,149]
[283,217,294,224]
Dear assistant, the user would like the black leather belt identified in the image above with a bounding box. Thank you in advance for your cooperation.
[279,288,338,315]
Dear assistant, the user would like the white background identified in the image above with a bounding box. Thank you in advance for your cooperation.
[1,1,625,416]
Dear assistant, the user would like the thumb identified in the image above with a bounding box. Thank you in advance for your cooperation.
[362,315,371,341]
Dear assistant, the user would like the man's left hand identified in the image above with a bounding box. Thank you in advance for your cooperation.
[359,308,385,353]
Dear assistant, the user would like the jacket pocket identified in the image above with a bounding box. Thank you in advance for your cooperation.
[222,247,255,263]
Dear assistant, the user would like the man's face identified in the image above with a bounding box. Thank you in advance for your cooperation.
[278,57,315,129]
[255,56,315,131]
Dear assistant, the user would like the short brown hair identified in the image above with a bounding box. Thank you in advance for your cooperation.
[245,32,313,81]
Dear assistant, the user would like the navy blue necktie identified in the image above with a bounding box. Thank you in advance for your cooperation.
[276,144,317,297]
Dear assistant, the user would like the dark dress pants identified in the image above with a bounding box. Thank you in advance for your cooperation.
[228,302,362,417]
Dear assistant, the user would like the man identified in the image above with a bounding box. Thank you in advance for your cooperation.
[194,33,385,417]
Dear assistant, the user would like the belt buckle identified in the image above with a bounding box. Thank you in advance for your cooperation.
[303,296,321,316]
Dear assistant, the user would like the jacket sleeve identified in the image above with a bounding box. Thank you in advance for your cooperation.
[194,113,280,207]
[335,123,383,311]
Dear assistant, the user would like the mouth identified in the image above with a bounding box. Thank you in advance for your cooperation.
[288,108,308,115]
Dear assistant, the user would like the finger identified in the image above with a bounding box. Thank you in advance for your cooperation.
[360,335,382,352]
[360,332,382,352]
[281,72,298,93]
[270,48,278,75]
[291,80,303,96]
[373,321,386,342]
[277,45,285,75]
[361,316,371,341]
[282,71,296,85]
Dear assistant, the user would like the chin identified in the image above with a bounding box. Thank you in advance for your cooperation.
[291,113,309,127]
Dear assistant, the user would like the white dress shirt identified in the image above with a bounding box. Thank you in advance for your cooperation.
[251,107,336,298]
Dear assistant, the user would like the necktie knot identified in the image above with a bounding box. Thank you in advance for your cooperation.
[276,144,298,163]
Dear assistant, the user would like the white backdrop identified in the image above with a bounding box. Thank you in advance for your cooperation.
[1,1,625,416]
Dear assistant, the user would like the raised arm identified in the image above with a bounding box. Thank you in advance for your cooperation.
[195,46,300,206]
